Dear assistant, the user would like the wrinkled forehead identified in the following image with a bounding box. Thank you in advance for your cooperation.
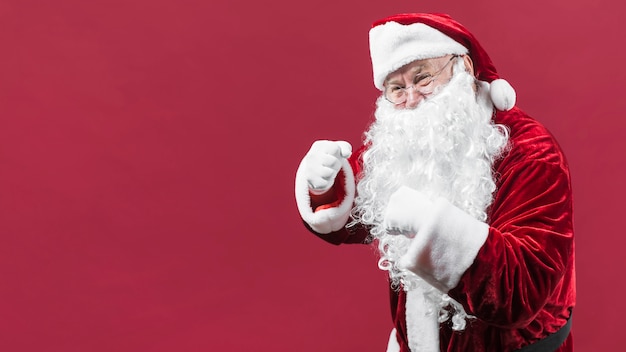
[383,56,448,84]
[386,59,432,78]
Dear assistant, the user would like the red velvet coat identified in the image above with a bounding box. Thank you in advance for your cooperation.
[303,107,575,351]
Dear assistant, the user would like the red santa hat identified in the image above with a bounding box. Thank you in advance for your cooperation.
[369,13,516,111]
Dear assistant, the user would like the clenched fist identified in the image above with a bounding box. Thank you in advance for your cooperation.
[301,140,352,195]
[384,185,435,236]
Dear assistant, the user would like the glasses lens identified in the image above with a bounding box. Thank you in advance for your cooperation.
[414,74,433,88]
[385,86,405,104]
[383,56,456,105]
[417,81,435,96]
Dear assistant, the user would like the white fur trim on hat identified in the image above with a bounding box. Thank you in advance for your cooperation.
[369,21,468,90]
[294,159,355,234]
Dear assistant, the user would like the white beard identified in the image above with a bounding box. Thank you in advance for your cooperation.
[351,62,509,350]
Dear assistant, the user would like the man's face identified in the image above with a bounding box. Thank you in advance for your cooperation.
[383,55,459,109]
[354,63,509,292]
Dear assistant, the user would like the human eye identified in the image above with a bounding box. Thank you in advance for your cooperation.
[385,85,405,101]
[387,85,404,94]
[414,74,433,87]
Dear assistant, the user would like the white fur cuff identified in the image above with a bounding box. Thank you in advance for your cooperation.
[400,198,489,292]
[386,328,400,352]
[294,158,355,234]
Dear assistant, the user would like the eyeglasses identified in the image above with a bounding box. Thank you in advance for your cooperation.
[383,55,459,105]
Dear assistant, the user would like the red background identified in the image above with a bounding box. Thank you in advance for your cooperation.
[1,0,624,351]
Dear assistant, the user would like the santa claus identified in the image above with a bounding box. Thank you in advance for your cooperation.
[294,13,575,352]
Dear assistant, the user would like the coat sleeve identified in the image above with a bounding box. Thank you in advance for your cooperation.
[295,145,370,245]
[447,158,574,328]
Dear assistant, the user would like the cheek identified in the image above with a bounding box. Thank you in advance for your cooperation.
[393,103,407,110]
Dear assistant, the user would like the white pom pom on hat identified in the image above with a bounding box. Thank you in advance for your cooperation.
[369,13,516,111]
[489,78,516,111]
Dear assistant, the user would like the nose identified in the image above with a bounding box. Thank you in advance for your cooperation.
[403,87,423,109]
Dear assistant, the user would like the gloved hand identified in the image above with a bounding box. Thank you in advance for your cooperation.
[384,186,489,292]
[384,185,434,237]
[301,140,352,195]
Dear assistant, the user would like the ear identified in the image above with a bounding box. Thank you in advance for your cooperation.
[462,55,474,76]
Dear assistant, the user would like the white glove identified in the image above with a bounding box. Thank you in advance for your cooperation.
[384,186,434,237]
[384,186,489,292]
[301,140,352,195]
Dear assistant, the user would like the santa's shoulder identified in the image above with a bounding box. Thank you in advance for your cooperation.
[494,107,569,169]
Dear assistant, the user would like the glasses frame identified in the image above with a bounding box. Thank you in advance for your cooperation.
[383,55,460,105]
